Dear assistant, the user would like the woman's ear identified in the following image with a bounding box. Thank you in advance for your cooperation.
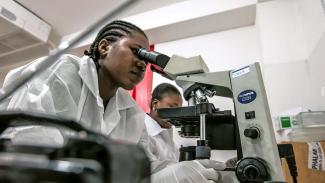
[151,99,159,112]
[98,39,110,57]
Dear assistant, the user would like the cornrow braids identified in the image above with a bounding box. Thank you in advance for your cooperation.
[84,20,147,64]
[150,83,182,109]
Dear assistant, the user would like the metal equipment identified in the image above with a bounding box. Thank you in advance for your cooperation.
[136,48,285,183]
[0,111,150,183]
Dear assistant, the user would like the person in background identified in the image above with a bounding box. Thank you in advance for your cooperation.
[145,83,182,162]
[0,20,226,183]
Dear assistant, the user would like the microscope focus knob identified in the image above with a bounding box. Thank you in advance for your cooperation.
[236,157,268,183]
[243,165,260,179]
[244,127,260,139]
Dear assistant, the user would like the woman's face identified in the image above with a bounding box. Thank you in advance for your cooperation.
[157,94,183,109]
[98,32,150,90]
[155,93,183,111]
[151,93,183,128]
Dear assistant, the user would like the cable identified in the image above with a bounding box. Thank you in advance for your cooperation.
[286,155,298,183]
[278,144,298,183]
[0,0,138,104]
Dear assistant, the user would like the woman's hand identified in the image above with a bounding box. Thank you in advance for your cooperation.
[149,113,172,129]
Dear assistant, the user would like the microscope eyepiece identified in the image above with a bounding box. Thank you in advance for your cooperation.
[136,48,170,69]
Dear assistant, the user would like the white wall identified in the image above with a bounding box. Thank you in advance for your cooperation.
[254,0,325,116]
[255,0,319,117]
[299,0,325,111]
[256,0,308,65]
[296,0,325,54]
[155,26,260,72]
[262,61,316,116]
[307,32,325,111]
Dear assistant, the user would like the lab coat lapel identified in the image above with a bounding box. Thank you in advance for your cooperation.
[103,93,120,135]
[78,56,102,105]
[103,89,135,135]
[76,84,103,133]
[77,56,104,133]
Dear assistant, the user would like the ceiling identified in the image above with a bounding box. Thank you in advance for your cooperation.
[2,0,256,65]
[14,0,188,37]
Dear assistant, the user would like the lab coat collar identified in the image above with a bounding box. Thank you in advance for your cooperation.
[145,115,165,137]
[115,88,137,110]
[78,56,136,110]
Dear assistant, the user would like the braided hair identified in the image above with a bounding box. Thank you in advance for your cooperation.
[150,83,181,109]
[84,20,147,64]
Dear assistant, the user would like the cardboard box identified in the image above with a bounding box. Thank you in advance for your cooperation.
[281,141,325,183]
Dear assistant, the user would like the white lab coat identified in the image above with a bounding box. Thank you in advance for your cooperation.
[0,54,145,146]
[144,115,179,162]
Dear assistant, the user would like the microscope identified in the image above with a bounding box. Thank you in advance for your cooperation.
[0,112,150,183]
[136,48,286,183]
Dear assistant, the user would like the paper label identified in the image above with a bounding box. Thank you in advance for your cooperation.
[308,142,325,171]
[231,66,250,78]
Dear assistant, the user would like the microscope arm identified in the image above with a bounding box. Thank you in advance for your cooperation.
[175,71,233,99]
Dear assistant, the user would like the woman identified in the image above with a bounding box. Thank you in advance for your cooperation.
[1,20,225,183]
[145,83,183,162]
[1,20,149,145]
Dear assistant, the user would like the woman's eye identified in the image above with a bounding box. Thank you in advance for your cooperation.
[131,48,138,55]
